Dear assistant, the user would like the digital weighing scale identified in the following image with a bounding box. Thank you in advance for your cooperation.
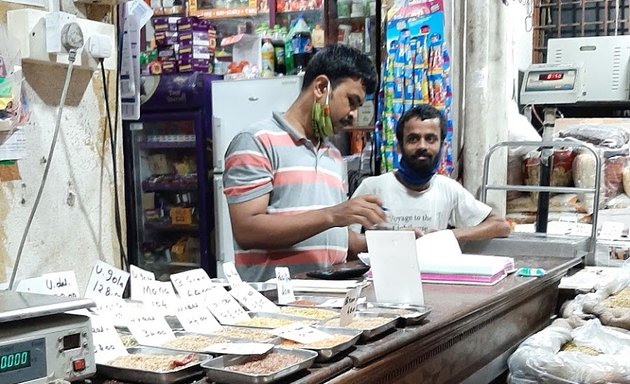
[0,291,95,384]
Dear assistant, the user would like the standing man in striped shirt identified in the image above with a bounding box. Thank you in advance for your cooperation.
[223,45,386,282]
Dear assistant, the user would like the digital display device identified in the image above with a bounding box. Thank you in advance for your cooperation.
[538,72,564,81]
[0,351,31,373]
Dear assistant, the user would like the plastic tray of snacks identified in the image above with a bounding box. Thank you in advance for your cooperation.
[357,302,432,326]
[230,312,317,329]
[212,326,278,343]
[282,296,346,308]
[277,327,361,362]
[279,307,340,321]
[320,312,399,340]
[97,346,211,384]
[202,347,317,384]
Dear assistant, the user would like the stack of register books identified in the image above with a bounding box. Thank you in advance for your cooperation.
[419,254,516,285]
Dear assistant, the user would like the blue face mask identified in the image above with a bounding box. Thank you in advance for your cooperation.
[396,146,442,188]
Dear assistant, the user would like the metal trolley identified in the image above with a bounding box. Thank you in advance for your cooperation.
[479,140,602,265]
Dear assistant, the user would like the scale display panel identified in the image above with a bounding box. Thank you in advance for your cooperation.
[0,338,46,384]
[524,69,577,92]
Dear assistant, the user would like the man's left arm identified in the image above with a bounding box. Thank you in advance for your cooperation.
[451,210,511,242]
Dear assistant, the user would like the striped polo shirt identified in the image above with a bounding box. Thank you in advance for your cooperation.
[223,112,348,282]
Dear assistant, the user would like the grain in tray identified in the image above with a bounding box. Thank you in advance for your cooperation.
[602,288,630,309]
[235,317,314,329]
[323,317,391,330]
[226,353,303,375]
[279,334,352,349]
[214,326,275,342]
[280,307,338,320]
[108,353,198,372]
[160,335,227,352]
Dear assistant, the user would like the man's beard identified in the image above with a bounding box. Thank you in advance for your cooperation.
[404,150,439,176]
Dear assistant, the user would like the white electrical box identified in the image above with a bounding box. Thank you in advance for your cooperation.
[7,9,116,70]
[521,36,630,105]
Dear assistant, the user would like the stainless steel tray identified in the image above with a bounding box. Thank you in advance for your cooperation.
[282,296,345,308]
[320,312,399,340]
[230,312,317,328]
[202,347,317,384]
[279,327,361,362]
[97,346,211,384]
[157,331,241,353]
[357,302,432,326]
[213,326,279,343]
[278,306,340,321]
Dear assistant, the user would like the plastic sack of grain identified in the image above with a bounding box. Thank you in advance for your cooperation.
[573,150,628,212]
[559,124,629,149]
[508,319,630,384]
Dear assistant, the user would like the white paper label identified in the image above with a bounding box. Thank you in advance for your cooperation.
[15,277,47,294]
[340,286,362,327]
[275,267,295,305]
[229,283,279,313]
[205,286,249,324]
[271,323,331,344]
[127,312,175,346]
[91,297,129,326]
[130,265,155,301]
[171,269,214,298]
[42,271,80,298]
[599,221,625,240]
[222,262,243,287]
[175,299,222,334]
[90,315,129,364]
[139,280,178,315]
[569,223,592,237]
[203,343,273,355]
[85,261,130,299]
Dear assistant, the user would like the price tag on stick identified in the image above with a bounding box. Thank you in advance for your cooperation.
[176,299,222,334]
[130,265,155,301]
[85,261,130,299]
[127,311,175,346]
[275,267,295,304]
[170,269,214,298]
[271,323,331,344]
[340,286,362,327]
[90,315,129,364]
[230,283,279,313]
[205,286,250,324]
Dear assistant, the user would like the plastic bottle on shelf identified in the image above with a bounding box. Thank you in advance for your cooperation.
[312,24,325,52]
[261,38,275,78]
[291,18,313,73]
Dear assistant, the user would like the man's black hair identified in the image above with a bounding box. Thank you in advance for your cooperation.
[396,104,447,144]
[301,44,378,94]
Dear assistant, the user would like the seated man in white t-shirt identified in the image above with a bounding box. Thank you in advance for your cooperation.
[350,105,511,247]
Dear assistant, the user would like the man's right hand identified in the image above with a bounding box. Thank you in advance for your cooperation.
[327,195,386,228]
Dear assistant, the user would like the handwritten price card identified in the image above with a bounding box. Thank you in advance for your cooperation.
[222,262,243,287]
[229,283,279,313]
[175,299,222,334]
[139,280,178,315]
[90,314,129,364]
[170,269,214,298]
[130,265,155,301]
[42,271,80,298]
[340,286,362,327]
[85,261,130,299]
[275,267,295,304]
[271,323,331,344]
[205,285,249,324]
[127,311,175,346]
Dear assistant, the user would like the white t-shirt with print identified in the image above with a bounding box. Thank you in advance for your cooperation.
[350,173,492,233]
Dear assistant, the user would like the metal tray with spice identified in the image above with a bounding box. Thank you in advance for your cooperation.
[357,302,432,326]
[96,346,211,384]
[319,312,399,340]
[202,347,317,384]
[277,326,361,362]
[229,312,317,329]
[282,295,346,308]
